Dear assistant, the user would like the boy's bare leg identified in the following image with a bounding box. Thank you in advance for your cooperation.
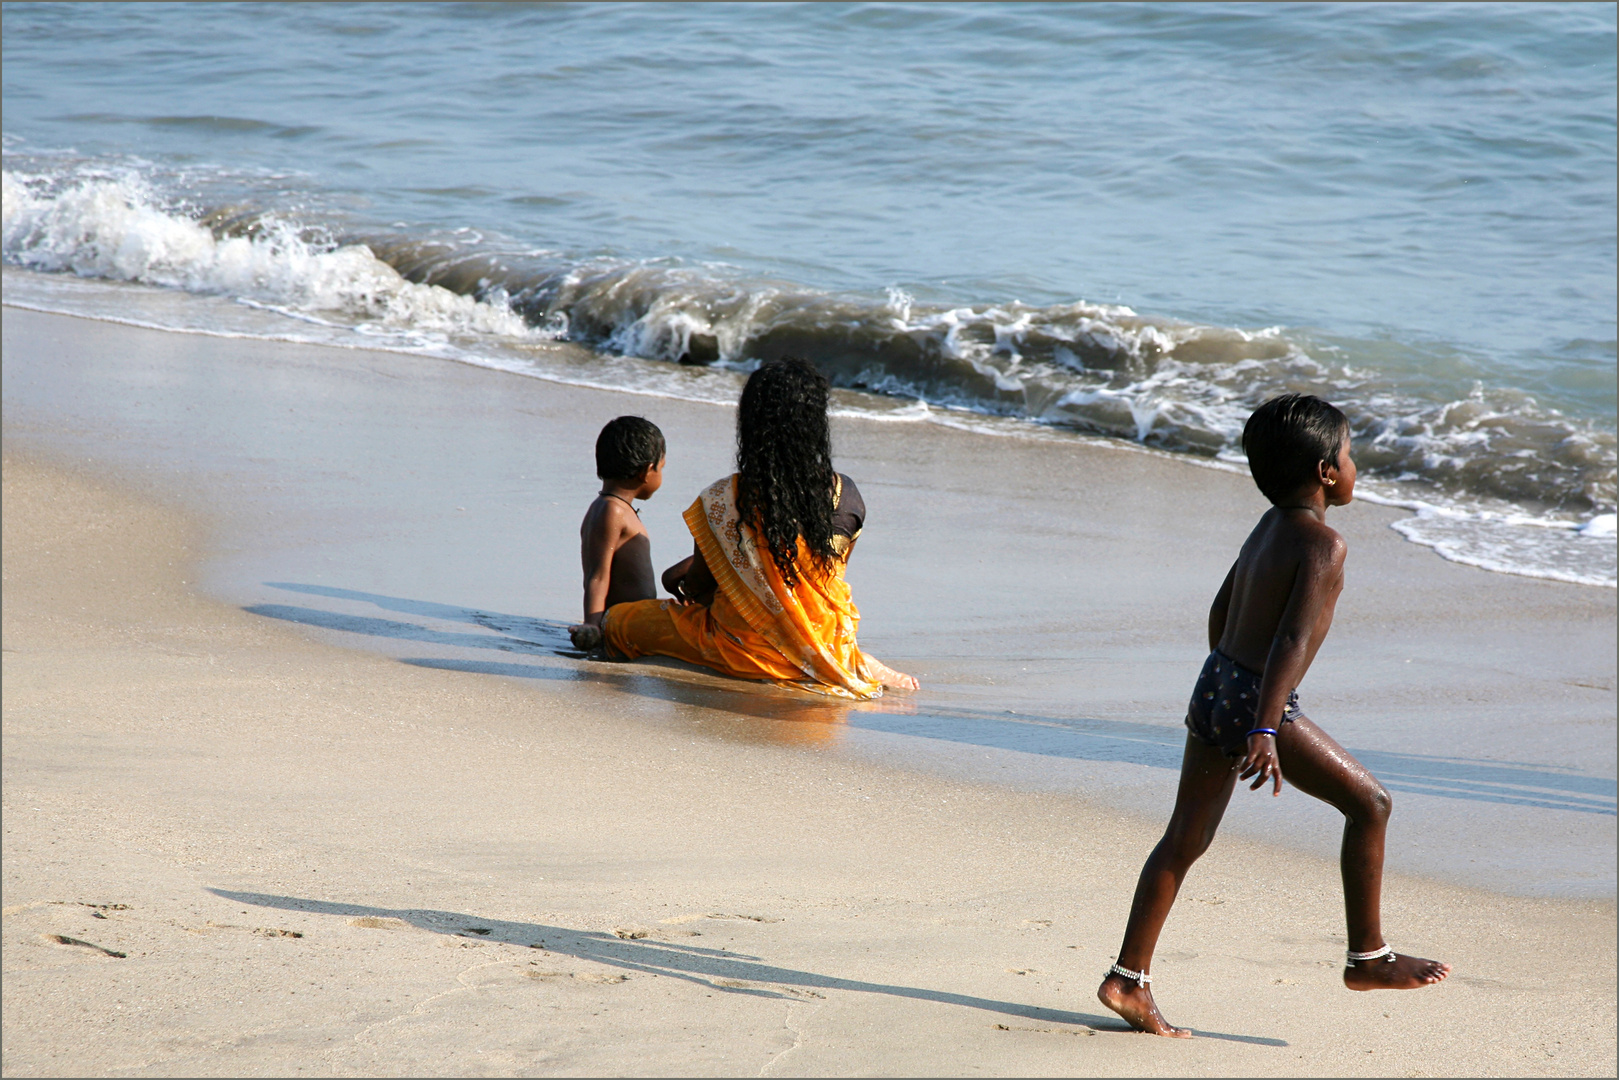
[1275,716,1450,990]
[1099,735,1238,1037]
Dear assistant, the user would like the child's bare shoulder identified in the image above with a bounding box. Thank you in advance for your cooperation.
[1241,509,1345,571]
[582,494,643,537]
[1276,511,1347,569]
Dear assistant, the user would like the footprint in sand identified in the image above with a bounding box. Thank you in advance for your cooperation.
[993,1023,1094,1036]
[187,921,303,938]
[659,912,781,925]
[349,916,413,930]
[43,933,126,958]
[5,901,131,917]
[525,968,627,984]
[708,978,827,1000]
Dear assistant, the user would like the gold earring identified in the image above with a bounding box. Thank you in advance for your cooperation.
[1324,478,1336,486]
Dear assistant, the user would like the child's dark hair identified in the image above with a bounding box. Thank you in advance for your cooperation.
[595,416,665,481]
[1241,393,1351,505]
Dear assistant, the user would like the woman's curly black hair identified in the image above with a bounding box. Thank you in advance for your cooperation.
[734,357,838,588]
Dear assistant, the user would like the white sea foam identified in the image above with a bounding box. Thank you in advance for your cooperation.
[1579,514,1617,539]
[1388,511,1616,588]
[1,169,544,345]
[1356,490,1617,588]
[9,265,1615,589]
[3,162,1613,588]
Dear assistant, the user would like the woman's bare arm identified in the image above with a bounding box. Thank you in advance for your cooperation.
[664,542,717,606]
[661,555,694,598]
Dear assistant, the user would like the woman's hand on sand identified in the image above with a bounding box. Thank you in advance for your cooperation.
[1238,733,1282,795]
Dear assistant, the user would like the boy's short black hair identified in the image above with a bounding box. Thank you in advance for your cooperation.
[595,415,666,481]
[1241,394,1351,505]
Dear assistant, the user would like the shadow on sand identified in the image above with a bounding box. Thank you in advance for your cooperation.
[208,888,1285,1045]
[246,583,1617,816]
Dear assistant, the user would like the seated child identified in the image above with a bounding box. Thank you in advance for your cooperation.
[568,416,665,652]
[1098,393,1449,1038]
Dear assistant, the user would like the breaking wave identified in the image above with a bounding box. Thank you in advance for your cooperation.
[3,161,1613,586]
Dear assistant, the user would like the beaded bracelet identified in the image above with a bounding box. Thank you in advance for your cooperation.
[1247,727,1278,739]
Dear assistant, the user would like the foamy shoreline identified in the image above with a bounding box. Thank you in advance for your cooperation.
[5,264,1615,588]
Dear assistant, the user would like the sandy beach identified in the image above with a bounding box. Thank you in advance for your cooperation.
[3,308,1615,1076]
[6,5,1614,1071]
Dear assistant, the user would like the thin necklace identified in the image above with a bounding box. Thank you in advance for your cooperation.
[601,491,639,514]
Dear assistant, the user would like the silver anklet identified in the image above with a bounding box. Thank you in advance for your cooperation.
[1108,962,1150,985]
[1346,944,1394,964]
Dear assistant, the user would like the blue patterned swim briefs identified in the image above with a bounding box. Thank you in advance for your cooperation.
[1184,649,1300,758]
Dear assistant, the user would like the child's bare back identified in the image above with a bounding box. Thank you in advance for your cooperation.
[568,416,666,651]
[1214,504,1346,681]
[579,493,656,611]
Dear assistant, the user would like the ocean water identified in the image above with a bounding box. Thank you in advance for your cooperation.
[3,1,1615,584]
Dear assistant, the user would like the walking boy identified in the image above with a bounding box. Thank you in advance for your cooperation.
[1098,393,1449,1037]
[569,416,665,652]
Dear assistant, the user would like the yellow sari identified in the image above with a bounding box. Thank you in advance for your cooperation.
[603,474,899,699]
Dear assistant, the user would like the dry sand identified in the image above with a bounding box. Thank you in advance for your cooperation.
[3,448,1615,1075]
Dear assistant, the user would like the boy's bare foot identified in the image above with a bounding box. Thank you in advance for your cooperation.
[1097,973,1191,1037]
[1343,952,1450,991]
[569,623,603,651]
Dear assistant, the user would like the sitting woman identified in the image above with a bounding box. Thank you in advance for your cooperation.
[602,357,916,699]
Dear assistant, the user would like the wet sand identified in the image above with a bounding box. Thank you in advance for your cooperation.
[2,307,1616,1075]
[2,305,1613,896]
